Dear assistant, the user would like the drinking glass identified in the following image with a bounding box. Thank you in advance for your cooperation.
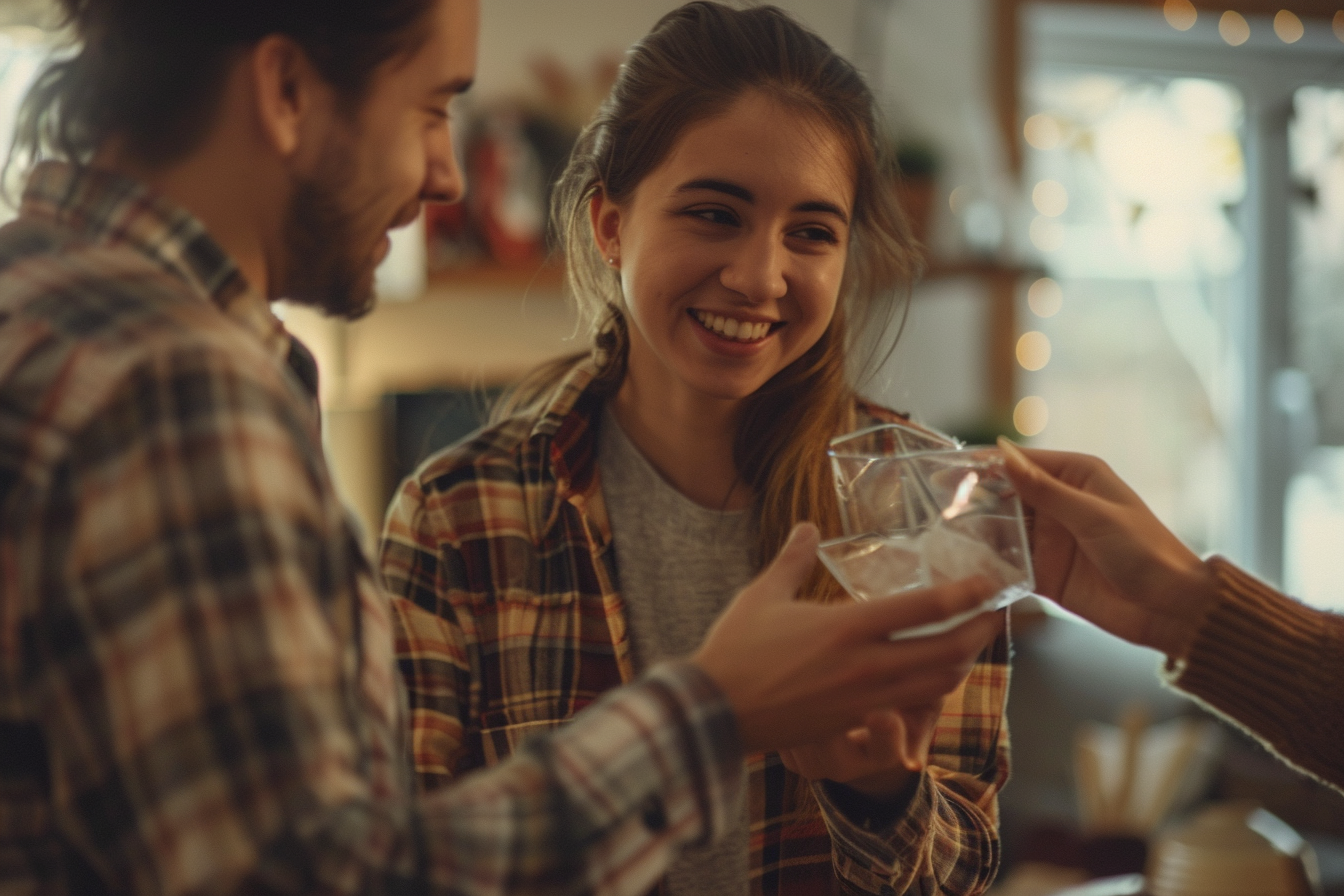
[818,423,1034,638]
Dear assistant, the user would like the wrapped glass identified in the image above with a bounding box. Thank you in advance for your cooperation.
[818,423,1034,638]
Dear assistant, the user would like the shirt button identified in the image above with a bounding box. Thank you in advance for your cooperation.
[640,796,667,832]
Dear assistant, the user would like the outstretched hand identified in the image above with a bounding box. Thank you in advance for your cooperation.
[693,523,1002,754]
[996,438,1219,659]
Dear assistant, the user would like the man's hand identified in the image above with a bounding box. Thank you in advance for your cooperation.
[693,524,1002,753]
[778,703,944,800]
[997,438,1219,659]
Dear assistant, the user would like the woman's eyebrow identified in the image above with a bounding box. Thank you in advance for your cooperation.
[796,200,849,224]
[677,178,753,201]
[676,179,850,224]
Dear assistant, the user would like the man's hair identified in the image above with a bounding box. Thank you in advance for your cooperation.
[14,0,438,168]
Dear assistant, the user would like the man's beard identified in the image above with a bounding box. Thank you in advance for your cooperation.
[279,140,381,320]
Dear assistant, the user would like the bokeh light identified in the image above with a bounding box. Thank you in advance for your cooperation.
[1016,331,1052,371]
[1219,11,1250,46]
[1032,180,1069,217]
[1024,113,1064,151]
[1014,396,1049,437]
[1163,0,1197,31]
[1027,277,1064,318]
[948,185,969,214]
[1274,10,1304,43]
[1029,216,1065,253]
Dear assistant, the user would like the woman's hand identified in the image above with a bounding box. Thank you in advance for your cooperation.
[997,438,1220,660]
[778,703,942,800]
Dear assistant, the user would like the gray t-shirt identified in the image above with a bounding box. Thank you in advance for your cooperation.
[598,408,756,896]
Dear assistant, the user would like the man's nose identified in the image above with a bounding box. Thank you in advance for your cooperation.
[422,127,464,204]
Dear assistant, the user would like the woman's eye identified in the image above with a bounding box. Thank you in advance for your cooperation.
[794,225,839,244]
[687,207,737,226]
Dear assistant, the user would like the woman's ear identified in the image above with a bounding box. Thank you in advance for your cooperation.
[589,189,622,267]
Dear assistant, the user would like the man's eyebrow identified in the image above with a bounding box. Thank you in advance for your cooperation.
[676,178,849,223]
[432,77,475,97]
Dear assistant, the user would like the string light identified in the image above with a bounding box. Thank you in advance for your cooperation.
[1029,216,1065,253]
[1024,113,1063,151]
[948,185,969,214]
[1163,0,1198,31]
[1014,397,1049,437]
[1032,180,1069,217]
[1219,10,1251,46]
[1028,278,1064,318]
[1016,332,1052,371]
[1274,9,1304,43]
[1163,6,1344,44]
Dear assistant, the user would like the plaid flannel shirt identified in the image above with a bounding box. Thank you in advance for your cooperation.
[381,358,1012,896]
[0,162,747,896]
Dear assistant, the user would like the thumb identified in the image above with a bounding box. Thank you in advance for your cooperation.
[997,437,1113,542]
[737,522,820,609]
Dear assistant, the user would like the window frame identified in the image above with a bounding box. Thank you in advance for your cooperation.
[1024,4,1344,583]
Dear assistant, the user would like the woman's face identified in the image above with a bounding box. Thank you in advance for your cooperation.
[592,90,855,407]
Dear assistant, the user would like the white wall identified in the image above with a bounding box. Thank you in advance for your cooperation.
[474,1,862,102]
[473,0,1005,213]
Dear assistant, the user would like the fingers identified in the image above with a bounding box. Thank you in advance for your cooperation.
[996,438,1129,544]
[864,710,903,767]
[735,522,820,610]
[998,438,1139,505]
[881,610,999,689]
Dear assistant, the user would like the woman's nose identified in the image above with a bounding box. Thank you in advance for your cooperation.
[719,232,787,303]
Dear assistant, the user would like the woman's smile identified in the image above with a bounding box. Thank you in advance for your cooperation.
[688,308,781,344]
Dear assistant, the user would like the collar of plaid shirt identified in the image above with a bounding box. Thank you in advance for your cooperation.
[515,356,616,547]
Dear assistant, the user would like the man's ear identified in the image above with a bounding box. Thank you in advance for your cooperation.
[249,34,323,160]
[589,188,623,263]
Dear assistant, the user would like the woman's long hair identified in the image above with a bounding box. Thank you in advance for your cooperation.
[511,1,922,597]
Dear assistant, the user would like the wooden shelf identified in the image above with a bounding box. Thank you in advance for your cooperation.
[422,254,1039,419]
[923,258,1045,282]
[427,259,566,292]
[424,257,1039,292]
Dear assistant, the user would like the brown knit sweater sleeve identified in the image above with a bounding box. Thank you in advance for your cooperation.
[1164,556,1344,793]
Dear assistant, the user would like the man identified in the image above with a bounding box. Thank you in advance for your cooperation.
[0,2,1003,893]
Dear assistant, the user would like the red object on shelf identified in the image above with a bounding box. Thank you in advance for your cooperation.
[468,116,545,268]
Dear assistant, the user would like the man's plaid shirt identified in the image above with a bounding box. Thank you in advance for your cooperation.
[0,162,747,895]
[381,359,1012,895]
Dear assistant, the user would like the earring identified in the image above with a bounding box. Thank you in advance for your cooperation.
[607,256,618,267]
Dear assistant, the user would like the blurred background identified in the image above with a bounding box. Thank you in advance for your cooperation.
[0,1,1340,892]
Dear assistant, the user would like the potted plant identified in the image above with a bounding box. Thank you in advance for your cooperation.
[890,138,942,249]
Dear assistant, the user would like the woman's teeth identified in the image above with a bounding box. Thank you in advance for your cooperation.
[692,310,772,342]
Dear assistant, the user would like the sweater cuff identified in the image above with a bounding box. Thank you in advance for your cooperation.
[1163,557,1324,743]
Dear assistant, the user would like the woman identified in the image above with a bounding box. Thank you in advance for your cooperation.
[381,4,1010,893]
